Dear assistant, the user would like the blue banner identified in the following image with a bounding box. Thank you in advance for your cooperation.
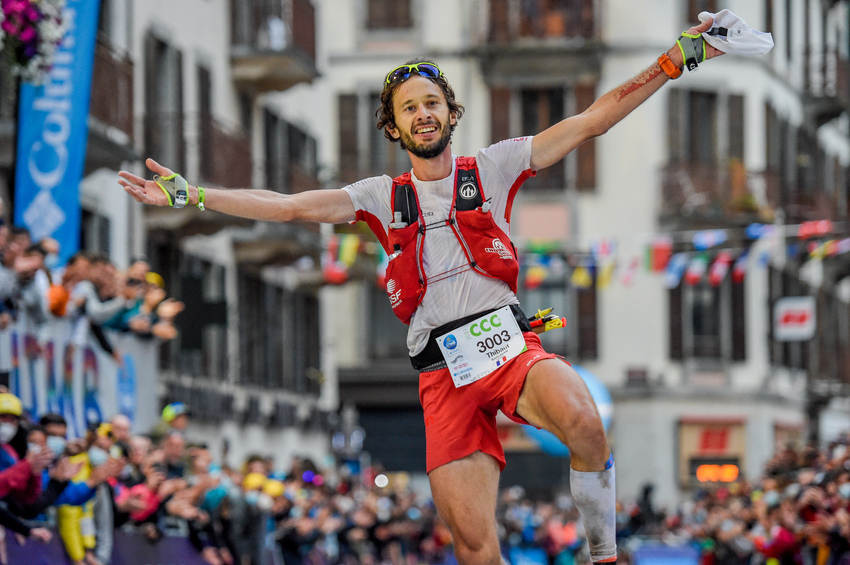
[14,0,101,264]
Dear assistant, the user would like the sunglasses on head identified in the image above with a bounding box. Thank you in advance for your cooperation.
[384,62,443,89]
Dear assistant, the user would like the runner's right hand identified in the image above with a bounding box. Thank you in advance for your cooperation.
[118,158,180,208]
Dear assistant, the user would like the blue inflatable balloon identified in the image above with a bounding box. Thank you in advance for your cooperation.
[522,364,613,457]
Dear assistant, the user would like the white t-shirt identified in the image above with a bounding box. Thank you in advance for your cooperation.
[344,137,534,356]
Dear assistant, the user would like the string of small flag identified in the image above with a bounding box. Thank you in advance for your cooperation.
[320,220,850,290]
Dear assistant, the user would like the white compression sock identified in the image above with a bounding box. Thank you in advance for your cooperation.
[570,462,617,562]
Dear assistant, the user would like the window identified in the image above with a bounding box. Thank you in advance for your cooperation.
[337,93,409,183]
[366,0,411,29]
[198,65,213,182]
[490,84,596,191]
[688,0,717,23]
[784,0,792,62]
[265,110,286,191]
[764,0,773,33]
[265,109,318,193]
[80,210,111,256]
[768,267,808,370]
[669,276,746,361]
[238,270,321,393]
[168,257,228,381]
[144,33,184,172]
[97,0,113,42]
[687,91,718,165]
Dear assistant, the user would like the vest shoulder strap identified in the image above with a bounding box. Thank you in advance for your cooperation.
[391,172,419,225]
[454,156,484,211]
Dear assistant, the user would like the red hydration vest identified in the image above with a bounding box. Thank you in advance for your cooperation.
[376,157,520,324]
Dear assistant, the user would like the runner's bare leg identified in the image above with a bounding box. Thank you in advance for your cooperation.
[516,359,616,563]
[428,451,507,565]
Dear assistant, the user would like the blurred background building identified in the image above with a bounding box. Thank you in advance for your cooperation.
[1,0,850,509]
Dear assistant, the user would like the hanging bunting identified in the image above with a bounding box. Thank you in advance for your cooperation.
[746,223,770,239]
[570,265,593,289]
[708,251,733,287]
[322,235,349,285]
[339,234,361,267]
[665,253,689,289]
[684,254,709,286]
[645,236,673,272]
[597,261,616,290]
[620,257,640,287]
[798,220,833,239]
[732,251,749,283]
[693,229,728,251]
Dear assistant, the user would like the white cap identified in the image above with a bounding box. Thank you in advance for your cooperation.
[699,9,774,56]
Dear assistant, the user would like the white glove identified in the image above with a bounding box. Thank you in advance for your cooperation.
[698,9,774,56]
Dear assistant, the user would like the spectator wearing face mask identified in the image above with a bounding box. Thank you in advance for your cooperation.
[56,424,120,565]
[0,393,51,503]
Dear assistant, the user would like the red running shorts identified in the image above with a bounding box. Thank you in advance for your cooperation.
[418,331,558,473]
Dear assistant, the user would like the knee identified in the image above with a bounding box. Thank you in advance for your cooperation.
[453,538,503,565]
[564,406,609,464]
[564,402,606,442]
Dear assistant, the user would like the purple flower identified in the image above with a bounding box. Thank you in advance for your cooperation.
[23,43,37,58]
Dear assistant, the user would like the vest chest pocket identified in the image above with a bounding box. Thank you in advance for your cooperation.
[385,222,425,324]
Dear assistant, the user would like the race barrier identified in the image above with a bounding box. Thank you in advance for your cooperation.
[0,317,159,436]
[7,528,210,565]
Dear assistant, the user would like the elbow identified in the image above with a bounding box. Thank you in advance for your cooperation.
[586,116,613,139]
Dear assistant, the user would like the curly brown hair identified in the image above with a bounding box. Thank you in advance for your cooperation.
[375,58,465,143]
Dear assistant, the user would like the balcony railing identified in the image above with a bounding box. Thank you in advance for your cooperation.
[781,188,842,223]
[804,48,850,125]
[90,40,133,137]
[230,0,318,93]
[660,162,780,222]
[486,0,596,44]
[199,119,252,189]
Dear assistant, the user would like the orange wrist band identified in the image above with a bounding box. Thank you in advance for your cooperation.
[658,53,683,80]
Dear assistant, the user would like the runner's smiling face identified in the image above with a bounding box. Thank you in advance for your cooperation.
[388,76,457,159]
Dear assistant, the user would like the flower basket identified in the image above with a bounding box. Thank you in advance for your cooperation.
[0,0,67,83]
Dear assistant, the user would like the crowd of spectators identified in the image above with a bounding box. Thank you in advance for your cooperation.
[7,379,850,565]
[0,208,183,366]
[615,438,850,565]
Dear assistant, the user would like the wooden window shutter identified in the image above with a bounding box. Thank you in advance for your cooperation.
[577,284,598,359]
[338,94,359,183]
[575,83,596,191]
[667,89,684,163]
[669,285,684,360]
[490,87,511,144]
[728,94,745,161]
[731,279,746,361]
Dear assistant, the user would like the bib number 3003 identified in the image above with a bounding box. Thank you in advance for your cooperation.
[436,305,527,388]
[478,330,511,353]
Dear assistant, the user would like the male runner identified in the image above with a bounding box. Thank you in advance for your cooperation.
[119,18,722,564]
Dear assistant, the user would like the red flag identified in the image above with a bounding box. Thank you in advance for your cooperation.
[708,251,733,287]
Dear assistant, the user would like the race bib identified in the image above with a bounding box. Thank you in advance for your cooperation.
[436,305,527,388]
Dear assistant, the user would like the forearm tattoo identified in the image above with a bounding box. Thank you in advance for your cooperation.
[614,64,664,102]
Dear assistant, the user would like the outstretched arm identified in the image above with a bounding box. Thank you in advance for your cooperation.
[530,17,723,171]
[118,158,357,224]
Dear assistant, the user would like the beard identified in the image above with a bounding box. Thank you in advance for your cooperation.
[397,121,452,159]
